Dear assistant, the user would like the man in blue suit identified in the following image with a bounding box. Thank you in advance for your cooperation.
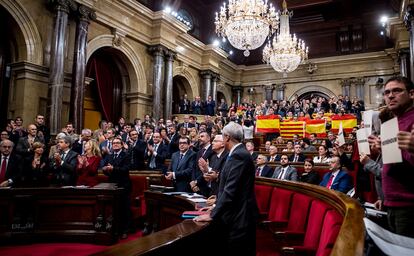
[320,156,352,193]
[204,95,216,116]
[165,136,196,192]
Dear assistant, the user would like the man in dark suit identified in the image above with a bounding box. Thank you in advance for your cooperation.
[320,156,352,193]
[34,114,50,145]
[101,137,132,239]
[145,132,168,172]
[255,154,274,178]
[190,131,214,193]
[178,115,195,130]
[289,144,306,163]
[272,154,299,181]
[246,141,258,161]
[205,95,216,116]
[191,96,203,115]
[195,122,258,256]
[15,124,44,158]
[165,137,196,192]
[72,128,92,155]
[49,136,78,186]
[268,145,281,163]
[127,130,146,170]
[197,134,229,197]
[166,124,180,157]
[179,94,190,114]
[0,139,22,187]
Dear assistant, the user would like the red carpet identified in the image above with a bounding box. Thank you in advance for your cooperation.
[0,231,142,256]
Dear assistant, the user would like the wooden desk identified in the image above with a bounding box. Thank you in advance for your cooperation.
[0,185,123,245]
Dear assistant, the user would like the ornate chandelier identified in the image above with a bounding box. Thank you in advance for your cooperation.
[215,0,279,57]
[263,0,308,77]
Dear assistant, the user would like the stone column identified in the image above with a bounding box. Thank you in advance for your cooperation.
[211,73,220,102]
[264,85,274,102]
[48,0,76,134]
[69,5,96,134]
[399,48,410,78]
[163,50,176,120]
[148,45,166,121]
[200,70,213,101]
[352,77,366,100]
[275,84,286,100]
[404,5,414,82]
[232,86,243,105]
[340,79,351,97]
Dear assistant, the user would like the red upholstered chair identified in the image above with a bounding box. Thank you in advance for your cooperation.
[280,200,332,255]
[315,210,343,256]
[261,188,294,230]
[255,185,274,219]
[274,193,313,246]
[129,175,149,227]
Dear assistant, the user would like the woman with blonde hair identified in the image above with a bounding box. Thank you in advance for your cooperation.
[76,139,101,187]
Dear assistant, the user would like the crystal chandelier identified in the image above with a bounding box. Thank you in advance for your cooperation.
[263,0,308,77]
[215,0,279,57]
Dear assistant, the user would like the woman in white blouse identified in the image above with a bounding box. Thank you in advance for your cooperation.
[313,145,331,164]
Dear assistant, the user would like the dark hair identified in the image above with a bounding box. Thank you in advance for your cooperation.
[179,136,190,144]
[385,76,414,91]
[304,158,314,167]
[302,138,310,145]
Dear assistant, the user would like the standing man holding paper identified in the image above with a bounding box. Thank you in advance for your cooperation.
[370,76,414,238]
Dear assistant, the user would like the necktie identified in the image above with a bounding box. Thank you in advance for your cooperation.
[294,155,298,162]
[149,145,158,169]
[0,156,7,182]
[255,167,261,177]
[180,154,184,160]
[326,174,334,189]
[278,168,286,180]
[61,152,66,161]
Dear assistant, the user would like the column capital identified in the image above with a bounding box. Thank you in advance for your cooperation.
[200,70,214,79]
[49,0,77,14]
[275,84,286,91]
[263,84,274,91]
[164,50,176,61]
[339,79,351,87]
[232,85,243,92]
[148,45,167,57]
[77,5,96,22]
[404,4,414,30]
[351,77,366,85]
[211,72,220,81]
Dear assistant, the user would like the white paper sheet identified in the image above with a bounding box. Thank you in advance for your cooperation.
[363,110,374,135]
[381,117,402,164]
[364,218,414,256]
[338,122,346,146]
[357,128,370,155]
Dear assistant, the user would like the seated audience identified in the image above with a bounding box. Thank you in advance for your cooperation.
[302,138,317,152]
[299,159,319,185]
[245,141,258,160]
[255,154,274,178]
[319,156,352,193]
[282,140,294,152]
[272,154,298,181]
[289,144,306,163]
[313,145,331,164]
[268,145,280,162]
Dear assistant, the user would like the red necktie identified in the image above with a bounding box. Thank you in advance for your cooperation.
[255,167,260,177]
[0,156,7,182]
[326,174,334,189]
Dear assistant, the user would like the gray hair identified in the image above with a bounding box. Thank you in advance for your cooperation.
[81,128,92,135]
[56,132,66,140]
[0,139,14,148]
[222,122,244,142]
[59,135,73,147]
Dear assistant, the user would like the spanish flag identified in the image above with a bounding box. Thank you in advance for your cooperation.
[305,119,326,137]
[256,115,280,133]
[280,121,305,138]
[331,114,357,133]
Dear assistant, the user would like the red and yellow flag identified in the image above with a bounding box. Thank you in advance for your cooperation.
[331,114,357,134]
[305,119,326,137]
[256,115,280,133]
[280,121,305,139]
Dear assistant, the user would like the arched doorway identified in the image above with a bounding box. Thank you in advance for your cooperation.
[85,47,129,129]
[289,85,336,102]
[297,91,330,102]
[217,91,226,104]
[0,5,25,127]
[172,75,193,114]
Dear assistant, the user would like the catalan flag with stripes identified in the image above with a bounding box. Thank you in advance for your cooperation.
[331,114,357,134]
[256,115,280,133]
[305,119,326,137]
[280,121,305,139]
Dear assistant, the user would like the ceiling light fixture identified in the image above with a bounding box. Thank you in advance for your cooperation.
[215,0,279,57]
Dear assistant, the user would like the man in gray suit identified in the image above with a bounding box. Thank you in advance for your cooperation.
[272,154,298,181]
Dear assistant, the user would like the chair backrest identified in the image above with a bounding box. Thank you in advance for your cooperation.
[255,184,273,215]
[268,188,294,222]
[302,200,332,248]
[286,193,313,232]
[316,209,343,256]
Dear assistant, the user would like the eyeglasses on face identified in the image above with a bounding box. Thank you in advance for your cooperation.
[179,142,188,145]
[383,88,406,97]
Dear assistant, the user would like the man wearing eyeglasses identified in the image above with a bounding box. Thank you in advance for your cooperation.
[368,76,414,238]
